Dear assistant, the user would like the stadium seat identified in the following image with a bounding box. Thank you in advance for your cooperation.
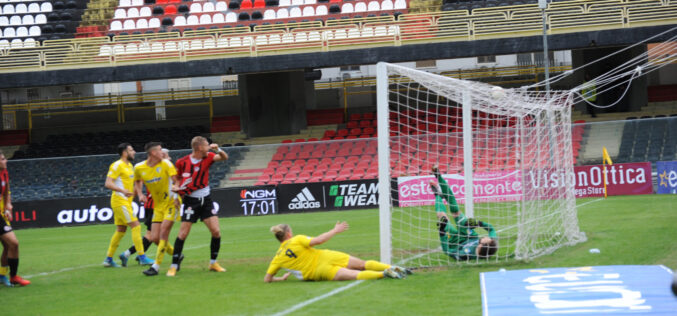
[316,5,328,14]
[203,2,215,11]
[241,0,253,9]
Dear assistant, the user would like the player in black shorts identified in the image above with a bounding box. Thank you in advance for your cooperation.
[0,151,30,286]
[167,136,228,277]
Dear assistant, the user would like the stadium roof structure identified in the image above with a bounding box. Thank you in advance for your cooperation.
[0,0,675,89]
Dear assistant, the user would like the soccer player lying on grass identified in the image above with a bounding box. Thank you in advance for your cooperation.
[264,222,411,282]
[429,166,498,261]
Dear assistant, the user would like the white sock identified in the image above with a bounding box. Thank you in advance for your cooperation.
[170,264,178,269]
[152,263,160,271]
[123,250,131,258]
[210,259,216,265]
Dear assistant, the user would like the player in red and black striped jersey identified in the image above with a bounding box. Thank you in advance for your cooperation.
[0,151,30,286]
[167,136,228,277]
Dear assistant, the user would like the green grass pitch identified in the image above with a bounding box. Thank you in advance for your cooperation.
[1,195,675,315]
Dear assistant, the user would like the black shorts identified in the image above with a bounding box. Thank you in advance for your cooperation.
[182,195,216,223]
[0,221,12,236]
[144,208,154,231]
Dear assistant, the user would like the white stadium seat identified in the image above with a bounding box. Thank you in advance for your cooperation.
[204,38,215,48]
[190,39,202,50]
[334,29,347,39]
[202,2,214,12]
[126,43,138,54]
[2,4,13,14]
[302,6,314,17]
[289,6,301,17]
[269,34,280,44]
[308,31,320,41]
[216,37,227,48]
[123,19,135,30]
[0,16,8,26]
[114,8,126,19]
[216,1,227,11]
[174,15,186,26]
[381,0,393,10]
[278,0,290,6]
[35,14,46,24]
[127,7,139,18]
[15,3,25,13]
[22,14,34,25]
[139,43,151,53]
[394,0,406,9]
[10,38,22,48]
[29,25,40,35]
[40,2,52,12]
[361,26,373,37]
[388,25,398,35]
[136,18,148,28]
[341,3,353,13]
[0,29,2,37]
[110,21,122,31]
[213,13,225,23]
[28,2,39,13]
[186,15,198,25]
[229,37,241,47]
[0,40,9,49]
[132,0,143,6]
[199,14,211,24]
[367,1,379,11]
[148,17,160,28]
[10,15,20,25]
[291,0,302,5]
[151,42,163,52]
[139,6,151,17]
[255,35,267,46]
[23,37,36,47]
[295,32,307,42]
[374,25,386,36]
[347,28,360,38]
[190,3,201,13]
[112,44,124,55]
[225,12,236,22]
[281,33,293,43]
[304,0,316,4]
[276,8,288,19]
[263,9,275,19]
[119,0,131,7]
[164,41,177,51]
[354,2,366,12]
[16,26,26,37]
[315,5,327,15]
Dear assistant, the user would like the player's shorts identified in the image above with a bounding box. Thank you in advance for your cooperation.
[152,202,179,223]
[0,216,12,236]
[143,208,154,231]
[112,203,138,226]
[312,250,350,281]
[181,195,217,223]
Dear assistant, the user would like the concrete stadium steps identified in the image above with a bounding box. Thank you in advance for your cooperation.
[221,145,277,187]
[245,125,336,145]
[578,121,624,164]
[210,131,247,146]
[1,145,22,159]
[572,101,677,123]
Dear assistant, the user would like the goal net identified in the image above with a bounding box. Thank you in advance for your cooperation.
[375,62,586,267]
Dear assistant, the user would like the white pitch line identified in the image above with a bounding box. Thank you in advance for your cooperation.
[271,280,365,316]
[577,198,604,209]
[24,242,213,279]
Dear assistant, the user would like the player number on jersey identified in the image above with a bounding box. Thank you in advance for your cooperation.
[285,249,297,259]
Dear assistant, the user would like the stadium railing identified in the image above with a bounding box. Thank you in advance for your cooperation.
[0,0,674,73]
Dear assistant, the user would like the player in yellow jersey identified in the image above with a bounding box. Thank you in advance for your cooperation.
[102,143,154,268]
[134,142,181,276]
[264,222,411,282]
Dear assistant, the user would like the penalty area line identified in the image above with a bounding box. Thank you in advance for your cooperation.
[271,280,365,316]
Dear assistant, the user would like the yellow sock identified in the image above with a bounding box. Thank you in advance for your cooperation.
[106,231,125,257]
[365,260,390,271]
[131,226,145,256]
[166,243,174,256]
[357,271,384,280]
[155,240,167,265]
[0,266,8,276]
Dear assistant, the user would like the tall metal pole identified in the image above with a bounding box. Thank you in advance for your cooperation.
[540,0,550,95]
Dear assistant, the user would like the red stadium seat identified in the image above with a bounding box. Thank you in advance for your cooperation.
[298,151,311,159]
[363,112,375,120]
[280,160,293,168]
[241,0,253,9]
[333,136,345,140]
[284,152,297,160]
[337,129,349,137]
[295,138,306,143]
[324,130,337,138]
[281,139,293,143]
[297,172,311,182]
[165,5,177,14]
[254,0,266,8]
[359,120,371,128]
[349,128,362,136]
[349,113,361,121]
[272,153,284,160]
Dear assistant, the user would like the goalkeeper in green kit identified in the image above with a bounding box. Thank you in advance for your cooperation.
[429,166,498,260]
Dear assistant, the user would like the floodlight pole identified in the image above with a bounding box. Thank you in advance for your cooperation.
[540,0,550,96]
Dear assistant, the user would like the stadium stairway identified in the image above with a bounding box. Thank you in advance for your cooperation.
[577,120,624,165]
[221,145,277,187]
[77,0,119,37]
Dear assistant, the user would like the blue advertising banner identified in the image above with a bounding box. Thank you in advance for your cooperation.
[656,161,677,194]
[481,265,677,316]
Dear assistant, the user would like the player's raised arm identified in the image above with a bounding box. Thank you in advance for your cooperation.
[210,143,228,162]
[309,221,349,247]
[264,272,291,283]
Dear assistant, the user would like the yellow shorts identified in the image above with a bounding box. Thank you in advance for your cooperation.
[152,202,179,223]
[312,250,350,281]
[112,204,138,226]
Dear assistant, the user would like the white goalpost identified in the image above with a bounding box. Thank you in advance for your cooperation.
[376,62,587,267]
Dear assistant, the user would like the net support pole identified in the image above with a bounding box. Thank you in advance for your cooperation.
[376,62,392,264]
[462,90,474,217]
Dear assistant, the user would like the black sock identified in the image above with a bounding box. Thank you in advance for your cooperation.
[172,238,185,264]
[210,237,220,260]
[127,244,137,255]
[142,237,152,252]
[8,258,18,277]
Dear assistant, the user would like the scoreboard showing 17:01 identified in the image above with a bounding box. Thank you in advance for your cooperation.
[238,187,278,216]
